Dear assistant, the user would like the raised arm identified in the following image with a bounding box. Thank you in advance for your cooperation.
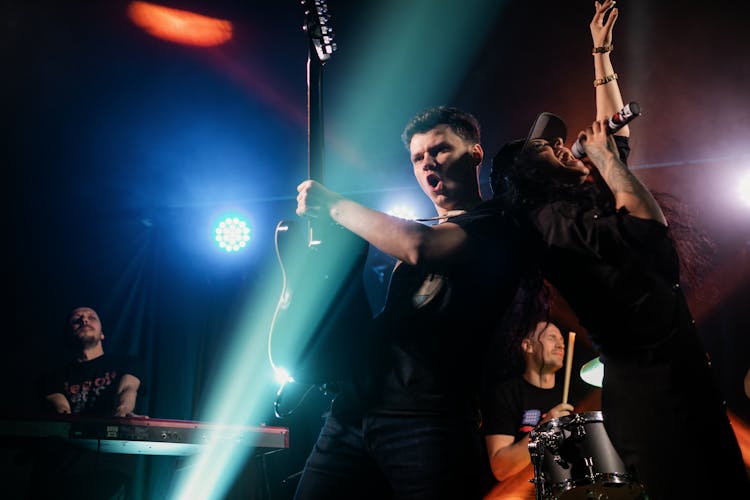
[591,0,628,137]
[580,121,666,224]
[297,180,469,267]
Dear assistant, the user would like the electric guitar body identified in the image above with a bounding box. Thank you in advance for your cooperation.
[270,1,376,386]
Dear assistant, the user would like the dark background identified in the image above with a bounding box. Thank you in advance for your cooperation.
[2,0,749,498]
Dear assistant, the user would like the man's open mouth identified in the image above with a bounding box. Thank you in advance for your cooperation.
[426,173,440,188]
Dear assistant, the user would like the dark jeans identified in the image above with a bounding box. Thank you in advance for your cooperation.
[293,412,490,500]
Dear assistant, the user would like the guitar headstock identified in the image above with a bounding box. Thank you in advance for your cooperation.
[301,0,337,63]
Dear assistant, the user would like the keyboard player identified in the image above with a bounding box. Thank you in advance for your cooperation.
[30,305,148,499]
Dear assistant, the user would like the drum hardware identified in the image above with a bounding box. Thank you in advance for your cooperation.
[572,421,586,440]
[528,411,645,499]
[583,457,596,485]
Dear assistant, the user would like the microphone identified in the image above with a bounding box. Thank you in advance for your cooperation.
[571,101,641,159]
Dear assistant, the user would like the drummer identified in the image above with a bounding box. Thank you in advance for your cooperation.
[481,319,593,498]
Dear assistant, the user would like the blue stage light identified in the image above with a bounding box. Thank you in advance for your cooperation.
[215,217,251,252]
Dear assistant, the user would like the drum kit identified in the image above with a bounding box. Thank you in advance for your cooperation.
[527,357,646,499]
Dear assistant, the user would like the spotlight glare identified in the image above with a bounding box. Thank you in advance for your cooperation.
[214,216,251,252]
[273,367,295,386]
[739,172,750,207]
[387,204,418,220]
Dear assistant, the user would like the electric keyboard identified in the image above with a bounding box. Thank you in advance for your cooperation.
[0,414,289,456]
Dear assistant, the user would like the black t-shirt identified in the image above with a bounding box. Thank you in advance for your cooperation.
[39,354,144,416]
[534,205,686,353]
[482,377,586,440]
[526,137,693,355]
[333,201,527,417]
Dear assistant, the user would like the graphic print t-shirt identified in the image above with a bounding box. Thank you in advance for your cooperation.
[40,354,143,415]
[483,377,570,441]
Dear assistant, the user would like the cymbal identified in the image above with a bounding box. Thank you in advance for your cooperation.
[580,356,604,388]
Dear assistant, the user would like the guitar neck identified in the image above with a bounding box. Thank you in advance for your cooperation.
[306,52,325,247]
[302,0,336,248]
[307,55,325,184]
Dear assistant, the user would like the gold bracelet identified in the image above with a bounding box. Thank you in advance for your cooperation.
[592,44,613,54]
[593,72,618,87]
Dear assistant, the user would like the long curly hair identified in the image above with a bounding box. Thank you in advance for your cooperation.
[650,190,716,299]
[494,146,715,295]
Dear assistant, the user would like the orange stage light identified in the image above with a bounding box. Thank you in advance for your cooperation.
[127,1,232,47]
[728,410,750,478]
[483,463,535,500]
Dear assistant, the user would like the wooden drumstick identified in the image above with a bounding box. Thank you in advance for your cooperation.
[562,331,576,405]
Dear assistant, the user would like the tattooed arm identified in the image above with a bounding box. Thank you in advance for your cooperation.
[581,120,666,225]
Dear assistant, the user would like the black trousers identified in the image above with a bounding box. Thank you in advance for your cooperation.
[602,333,750,500]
